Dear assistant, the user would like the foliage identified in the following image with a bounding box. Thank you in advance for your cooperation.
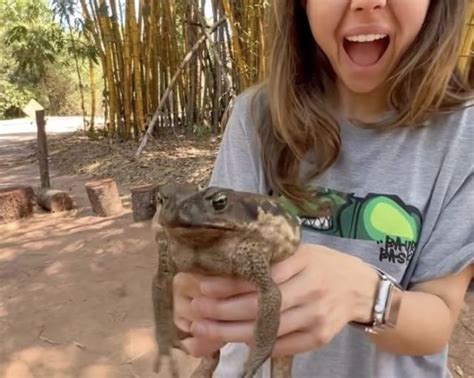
[0,0,50,26]
[0,0,101,119]
[0,79,33,118]
[4,22,65,82]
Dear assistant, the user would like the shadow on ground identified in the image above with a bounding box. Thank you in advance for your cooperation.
[0,137,200,377]
[0,203,200,378]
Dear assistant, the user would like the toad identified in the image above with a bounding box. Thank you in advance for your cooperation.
[151,182,301,378]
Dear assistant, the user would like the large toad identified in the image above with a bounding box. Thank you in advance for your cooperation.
[151,182,301,378]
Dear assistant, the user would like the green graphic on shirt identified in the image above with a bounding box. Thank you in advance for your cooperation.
[278,188,423,265]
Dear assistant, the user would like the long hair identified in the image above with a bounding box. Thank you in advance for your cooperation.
[253,0,473,210]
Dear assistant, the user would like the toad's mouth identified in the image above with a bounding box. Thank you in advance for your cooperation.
[343,35,390,66]
[169,224,237,232]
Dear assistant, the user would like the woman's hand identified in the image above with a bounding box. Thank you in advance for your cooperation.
[172,272,226,356]
[173,244,379,358]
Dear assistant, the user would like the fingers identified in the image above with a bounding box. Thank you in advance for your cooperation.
[185,246,315,326]
[277,298,342,337]
[199,276,256,298]
[273,311,348,357]
[174,314,192,333]
[173,272,203,331]
[191,292,258,321]
[270,247,309,285]
[198,245,311,299]
[191,319,255,344]
[181,336,225,358]
[173,244,311,301]
[271,324,337,357]
[271,330,317,357]
[191,302,321,343]
[278,268,325,312]
[173,272,203,298]
[191,277,318,323]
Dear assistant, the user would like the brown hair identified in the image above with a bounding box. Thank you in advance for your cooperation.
[253,0,473,210]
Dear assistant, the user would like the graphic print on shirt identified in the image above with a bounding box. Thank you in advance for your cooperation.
[278,188,423,265]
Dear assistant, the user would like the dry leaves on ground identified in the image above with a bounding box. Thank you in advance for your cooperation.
[43,132,221,188]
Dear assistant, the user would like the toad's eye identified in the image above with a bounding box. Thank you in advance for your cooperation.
[211,192,228,211]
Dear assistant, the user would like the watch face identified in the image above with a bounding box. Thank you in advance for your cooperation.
[374,303,385,313]
[349,268,403,333]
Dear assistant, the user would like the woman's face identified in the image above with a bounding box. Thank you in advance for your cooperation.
[305,0,430,94]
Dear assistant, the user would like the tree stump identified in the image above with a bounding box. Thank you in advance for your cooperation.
[0,185,35,223]
[130,184,159,221]
[85,178,123,217]
[37,189,74,213]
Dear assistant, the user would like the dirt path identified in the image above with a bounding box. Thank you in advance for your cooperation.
[0,133,472,378]
[0,134,200,377]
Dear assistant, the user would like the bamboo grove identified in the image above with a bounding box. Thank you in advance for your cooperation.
[79,0,473,141]
[79,0,267,140]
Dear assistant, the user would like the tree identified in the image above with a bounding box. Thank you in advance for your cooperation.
[51,0,88,129]
[4,21,65,83]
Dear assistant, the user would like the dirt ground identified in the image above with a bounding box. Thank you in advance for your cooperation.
[0,132,472,378]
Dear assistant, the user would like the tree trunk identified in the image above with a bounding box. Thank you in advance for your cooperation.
[67,20,87,132]
[89,58,96,132]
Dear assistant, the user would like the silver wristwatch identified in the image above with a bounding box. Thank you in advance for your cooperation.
[352,267,403,334]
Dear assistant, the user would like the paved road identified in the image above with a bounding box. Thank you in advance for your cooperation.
[0,116,99,182]
[0,116,91,139]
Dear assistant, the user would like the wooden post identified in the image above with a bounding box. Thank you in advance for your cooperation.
[36,110,50,189]
[130,184,159,221]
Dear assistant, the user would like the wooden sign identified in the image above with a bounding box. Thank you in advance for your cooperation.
[22,99,44,119]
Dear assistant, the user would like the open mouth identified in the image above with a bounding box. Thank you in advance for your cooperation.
[343,34,390,67]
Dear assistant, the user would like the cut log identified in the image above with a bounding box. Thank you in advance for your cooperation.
[36,189,74,213]
[85,178,123,217]
[0,185,35,223]
[130,184,159,221]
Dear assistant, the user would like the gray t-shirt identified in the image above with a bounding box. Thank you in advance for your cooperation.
[209,89,474,378]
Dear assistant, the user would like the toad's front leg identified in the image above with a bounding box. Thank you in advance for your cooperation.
[152,238,180,377]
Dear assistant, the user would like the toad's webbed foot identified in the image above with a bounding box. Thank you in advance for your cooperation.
[190,350,220,378]
[153,354,179,378]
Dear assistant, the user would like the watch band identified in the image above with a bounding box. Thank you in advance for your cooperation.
[351,266,403,334]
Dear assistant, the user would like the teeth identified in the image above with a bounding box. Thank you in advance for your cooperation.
[301,216,333,230]
[321,217,329,230]
[345,34,387,43]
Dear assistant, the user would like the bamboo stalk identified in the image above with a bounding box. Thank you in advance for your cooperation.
[89,58,96,131]
[220,0,248,89]
[128,0,145,136]
[459,2,474,79]
[135,17,227,157]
